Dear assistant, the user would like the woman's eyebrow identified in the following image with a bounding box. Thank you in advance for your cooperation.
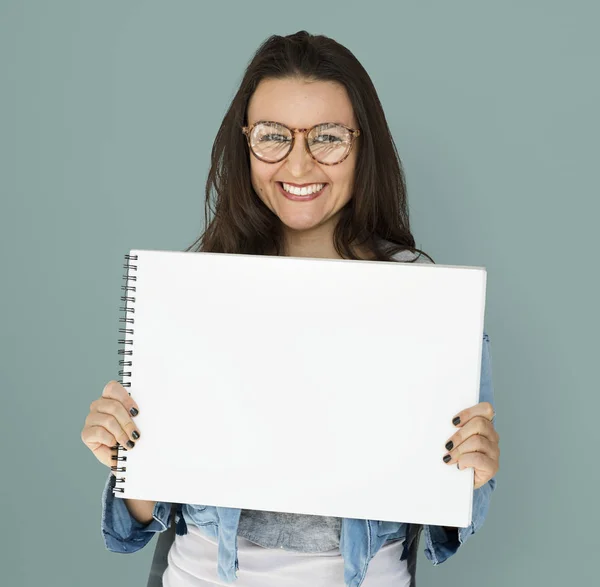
[251,120,349,127]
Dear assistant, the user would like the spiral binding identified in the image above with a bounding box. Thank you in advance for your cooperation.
[112,253,138,494]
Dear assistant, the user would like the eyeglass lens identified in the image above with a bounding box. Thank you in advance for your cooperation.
[249,122,352,164]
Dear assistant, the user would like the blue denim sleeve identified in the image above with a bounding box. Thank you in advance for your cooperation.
[423,330,497,565]
[101,472,172,553]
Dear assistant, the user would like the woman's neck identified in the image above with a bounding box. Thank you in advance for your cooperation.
[282,237,374,261]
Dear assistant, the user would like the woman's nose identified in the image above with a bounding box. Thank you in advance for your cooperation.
[286,131,314,171]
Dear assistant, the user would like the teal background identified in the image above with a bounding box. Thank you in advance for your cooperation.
[1,1,597,585]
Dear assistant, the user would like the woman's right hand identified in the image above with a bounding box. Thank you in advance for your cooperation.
[81,380,141,472]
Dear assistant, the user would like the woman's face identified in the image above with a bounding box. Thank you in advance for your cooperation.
[246,77,359,243]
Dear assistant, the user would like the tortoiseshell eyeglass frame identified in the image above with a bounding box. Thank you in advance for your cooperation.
[241,120,361,166]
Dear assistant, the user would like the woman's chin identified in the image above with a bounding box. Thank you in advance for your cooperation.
[277,214,325,233]
[266,197,340,233]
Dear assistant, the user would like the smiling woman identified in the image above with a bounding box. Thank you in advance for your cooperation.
[184,31,434,265]
[85,29,499,587]
[244,78,361,250]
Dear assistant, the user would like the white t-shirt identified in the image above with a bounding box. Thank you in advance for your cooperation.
[162,523,411,587]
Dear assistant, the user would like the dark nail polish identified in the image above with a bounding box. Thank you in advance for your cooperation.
[443,454,451,463]
[132,430,140,440]
[130,407,139,417]
[445,440,454,451]
[126,440,135,448]
[452,416,461,426]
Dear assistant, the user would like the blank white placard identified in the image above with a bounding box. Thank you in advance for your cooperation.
[115,249,487,529]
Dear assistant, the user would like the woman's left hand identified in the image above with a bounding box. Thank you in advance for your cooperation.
[442,401,500,489]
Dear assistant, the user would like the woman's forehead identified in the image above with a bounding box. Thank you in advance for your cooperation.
[248,78,355,128]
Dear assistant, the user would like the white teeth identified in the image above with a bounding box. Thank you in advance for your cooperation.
[282,182,325,196]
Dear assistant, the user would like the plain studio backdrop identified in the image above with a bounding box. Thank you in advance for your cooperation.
[0,1,597,586]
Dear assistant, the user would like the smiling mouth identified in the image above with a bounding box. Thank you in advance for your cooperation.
[276,182,328,201]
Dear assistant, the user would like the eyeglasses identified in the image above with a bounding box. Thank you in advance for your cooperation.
[242,120,361,166]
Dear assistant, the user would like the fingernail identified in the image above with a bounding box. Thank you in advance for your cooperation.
[452,416,461,426]
[443,454,452,463]
[130,407,139,417]
[132,430,140,440]
[445,440,454,451]
[126,440,135,448]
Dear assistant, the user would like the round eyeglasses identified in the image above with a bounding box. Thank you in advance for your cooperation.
[242,121,361,166]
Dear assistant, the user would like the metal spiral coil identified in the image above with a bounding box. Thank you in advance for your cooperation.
[113,253,138,494]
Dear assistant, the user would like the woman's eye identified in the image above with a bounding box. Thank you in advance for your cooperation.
[314,134,341,143]
[261,134,289,142]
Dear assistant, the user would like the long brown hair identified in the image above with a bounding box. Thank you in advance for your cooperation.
[185,31,434,263]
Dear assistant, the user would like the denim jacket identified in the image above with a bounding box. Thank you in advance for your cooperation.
[101,331,496,587]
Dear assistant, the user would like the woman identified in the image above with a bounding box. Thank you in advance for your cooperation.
[81,31,499,587]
